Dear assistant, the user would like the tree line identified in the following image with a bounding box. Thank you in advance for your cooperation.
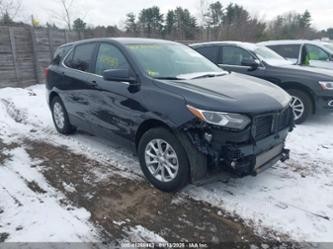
[121,2,330,41]
[1,0,333,42]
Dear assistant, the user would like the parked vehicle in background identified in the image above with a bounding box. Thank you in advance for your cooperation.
[191,41,333,124]
[258,40,333,70]
[46,38,294,192]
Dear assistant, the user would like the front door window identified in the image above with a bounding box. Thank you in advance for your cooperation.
[303,44,330,65]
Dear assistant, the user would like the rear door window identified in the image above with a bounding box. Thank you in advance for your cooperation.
[268,45,300,59]
[95,43,130,75]
[220,46,253,66]
[195,46,219,63]
[67,43,97,72]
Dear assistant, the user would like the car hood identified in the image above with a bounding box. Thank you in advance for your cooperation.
[272,63,333,80]
[155,72,291,114]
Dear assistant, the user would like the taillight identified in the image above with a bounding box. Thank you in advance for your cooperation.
[44,68,49,78]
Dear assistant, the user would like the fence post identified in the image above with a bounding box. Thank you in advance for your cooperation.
[9,27,20,84]
[30,26,41,84]
[47,27,54,61]
[79,31,84,40]
[64,29,69,43]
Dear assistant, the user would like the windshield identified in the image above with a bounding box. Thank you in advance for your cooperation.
[254,46,293,66]
[126,43,224,79]
[255,46,285,60]
[323,43,333,53]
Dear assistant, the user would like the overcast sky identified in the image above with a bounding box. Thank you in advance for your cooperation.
[18,0,333,30]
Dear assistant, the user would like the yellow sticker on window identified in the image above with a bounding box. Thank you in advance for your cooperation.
[100,55,119,68]
[147,69,159,77]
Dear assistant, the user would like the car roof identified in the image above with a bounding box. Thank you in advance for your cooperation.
[258,39,326,46]
[190,41,259,51]
[59,37,178,47]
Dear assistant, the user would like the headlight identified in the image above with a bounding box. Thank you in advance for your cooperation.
[319,81,333,90]
[187,105,251,129]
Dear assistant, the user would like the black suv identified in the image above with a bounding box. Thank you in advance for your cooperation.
[46,38,293,192]
[191,41,333,124]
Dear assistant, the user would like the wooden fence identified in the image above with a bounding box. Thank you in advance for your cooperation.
[0,25,200,88]
[0,26,83,88]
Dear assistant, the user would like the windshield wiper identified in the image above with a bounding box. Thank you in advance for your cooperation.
[155,76,184,80]
[190,73,225,80]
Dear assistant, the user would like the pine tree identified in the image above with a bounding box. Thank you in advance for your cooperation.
[73,18,86,32]
[125,13,137,35]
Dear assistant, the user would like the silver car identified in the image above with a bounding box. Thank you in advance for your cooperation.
[258,40,333,70]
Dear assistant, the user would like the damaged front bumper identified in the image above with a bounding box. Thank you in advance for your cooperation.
[221,128,290,176]
[180,108,294,182]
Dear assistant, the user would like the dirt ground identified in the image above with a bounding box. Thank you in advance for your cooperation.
[1,138,286,248]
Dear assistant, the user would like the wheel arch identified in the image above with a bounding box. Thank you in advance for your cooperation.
[279,82,316,113]
[135,118,208,184]
[48,91,60,106]
[135,119,173,151]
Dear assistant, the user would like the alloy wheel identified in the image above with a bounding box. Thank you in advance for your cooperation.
[53,102,65,129]
[144,139,179,183]
[290,95,305,121]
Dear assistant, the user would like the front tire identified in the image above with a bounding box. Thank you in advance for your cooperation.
[51,96,76,135]
[287,89,313,124]
[138,127,189,192]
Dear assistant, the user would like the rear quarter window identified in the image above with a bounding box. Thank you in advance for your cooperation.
[52,45,73,64]
[268,45,300,59]
[195,46,219,63]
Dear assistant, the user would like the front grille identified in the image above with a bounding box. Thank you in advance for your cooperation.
[255,115,273,140]
[254,107,292,140]
[277,107,293,131]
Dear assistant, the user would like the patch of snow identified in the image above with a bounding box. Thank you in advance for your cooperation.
[171,195,186,205]
[125,225,167,243]
[0,146,99,242]
[62,182,76,193]
[113,220,126,226]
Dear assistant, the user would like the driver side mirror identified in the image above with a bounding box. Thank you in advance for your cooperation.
[241,58,260,70]
[103,69,137,84]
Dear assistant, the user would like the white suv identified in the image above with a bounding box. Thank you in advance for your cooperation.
[258,40,333,70]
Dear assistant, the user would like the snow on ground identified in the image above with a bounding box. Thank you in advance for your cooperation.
[0,84,332,242]
[0,145,99,242]
[124,225,168,244]
[0,85,142,180]
[186,110,333,242]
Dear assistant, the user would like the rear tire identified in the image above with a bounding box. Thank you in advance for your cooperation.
[138,127,189,192]
[51,96,76,135]
[287,89,312,124]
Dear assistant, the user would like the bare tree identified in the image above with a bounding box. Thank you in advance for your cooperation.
[0,0,22,19]
[51,0,89,31]
[61,0,74,30]
[50,0,77,30]
[198,0,209,27]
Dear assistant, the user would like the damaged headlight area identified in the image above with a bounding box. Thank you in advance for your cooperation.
[318,81,333,90]
[187,105,251,130]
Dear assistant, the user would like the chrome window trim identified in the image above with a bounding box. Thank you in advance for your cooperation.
[218,64,265,70]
